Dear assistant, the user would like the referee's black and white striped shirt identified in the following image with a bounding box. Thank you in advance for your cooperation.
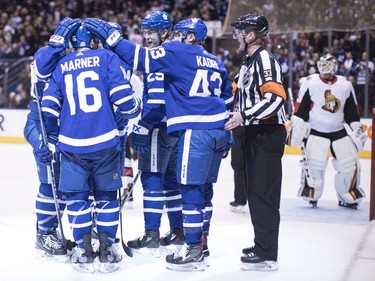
[234,46,288,126]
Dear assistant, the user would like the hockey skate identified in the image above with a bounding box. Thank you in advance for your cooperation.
[160,227,184,252]
[229,201,247,213]
[241,246,278,271]
[309,200,318,208]
[127,229,160,257]
[35,230,68,262]
[71,234,95,273]
[338,200,358,210]
[97,233,122,273]
[166,243,206,272]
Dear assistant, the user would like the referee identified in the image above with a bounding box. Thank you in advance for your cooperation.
[225,12,287,271]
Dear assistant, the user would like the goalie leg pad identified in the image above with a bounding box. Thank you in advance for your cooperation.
[298,135,329,201]
[332,136,365,204]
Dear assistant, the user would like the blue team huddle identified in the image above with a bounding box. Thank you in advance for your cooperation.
[25,12,234,273]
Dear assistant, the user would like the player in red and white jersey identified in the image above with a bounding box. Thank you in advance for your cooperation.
[289,54,367,209]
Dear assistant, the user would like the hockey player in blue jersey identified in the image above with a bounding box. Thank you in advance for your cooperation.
[24,17,81,261]
[30,19,135,263]
[84,17,233,271]
[40,26,140,273]
[125,11,184,257]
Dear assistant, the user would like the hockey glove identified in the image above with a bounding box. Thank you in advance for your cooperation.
[222,134,234,159]
[34,141,53,163]
[118,97,142,119]
[115,108,129,130]
[345,122,367,151]
[49,17,81,48]
[84,18,122,48]
[287,115,311,147]
[47,135,58,151]
[131,120,153,153]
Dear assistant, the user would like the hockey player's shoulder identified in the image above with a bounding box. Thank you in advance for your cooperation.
[303,74,319,84]
[335,75,351,84]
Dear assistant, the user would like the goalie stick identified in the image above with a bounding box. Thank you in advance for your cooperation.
[33,83,76,250]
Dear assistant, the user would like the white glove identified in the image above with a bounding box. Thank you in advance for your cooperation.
[345,122,367,151]
[287,115,311,147]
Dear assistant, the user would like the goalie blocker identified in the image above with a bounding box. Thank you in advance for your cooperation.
[287,115,311,147]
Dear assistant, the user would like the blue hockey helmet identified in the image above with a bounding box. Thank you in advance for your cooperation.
[174,18,207,44]
[71,26,93,48]
[142,11,172,33]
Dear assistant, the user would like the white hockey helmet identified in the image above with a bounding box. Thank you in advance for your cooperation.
[317,54,338,75]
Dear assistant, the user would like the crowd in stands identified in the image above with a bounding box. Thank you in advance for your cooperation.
[0,0,374,116]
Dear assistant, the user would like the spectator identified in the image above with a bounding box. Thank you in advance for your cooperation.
[343,51,357,78]
[0,87,8,108]
[355,51,374,116]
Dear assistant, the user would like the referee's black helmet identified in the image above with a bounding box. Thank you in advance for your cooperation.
[231,12,269,38]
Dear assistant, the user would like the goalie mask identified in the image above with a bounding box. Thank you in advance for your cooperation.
[173,18,207,45]
[317,54,338,75]
[71,26,93,48]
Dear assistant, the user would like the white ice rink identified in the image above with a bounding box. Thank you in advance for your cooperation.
[0,143,374,281]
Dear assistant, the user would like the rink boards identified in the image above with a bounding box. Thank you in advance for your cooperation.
[0,109,372,158]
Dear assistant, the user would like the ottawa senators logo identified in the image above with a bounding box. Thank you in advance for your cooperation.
[321,90,340,113]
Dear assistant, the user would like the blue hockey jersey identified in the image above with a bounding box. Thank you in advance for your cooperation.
[142,70,167,127]
[41,48,140,153]
[114,40,233,133]
[34,45,66,83]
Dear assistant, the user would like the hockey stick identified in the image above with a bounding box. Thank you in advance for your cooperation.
[33,84,75,250]
[117,171,141,257]
[118,188,133,257]
[120,170,141,211]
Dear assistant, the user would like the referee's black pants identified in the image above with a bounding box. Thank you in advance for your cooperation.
[243,124,286,261]
[230,126,246,205]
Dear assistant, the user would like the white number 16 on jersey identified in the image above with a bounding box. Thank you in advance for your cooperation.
[64,70,102,115]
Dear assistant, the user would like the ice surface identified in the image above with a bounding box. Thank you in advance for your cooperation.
[0,144,374,281]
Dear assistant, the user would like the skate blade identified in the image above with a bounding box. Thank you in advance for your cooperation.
[241,261,279,271]
[72,262,95,273]
[338,201,358,209]
[230,206,247,213]
[35,249,69,262]
[202,257,210,268]
[99,262,121,273]
[160,244,183,255]
[309,200,318,208]
[166,261,206,272]
[130,247,161,258]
